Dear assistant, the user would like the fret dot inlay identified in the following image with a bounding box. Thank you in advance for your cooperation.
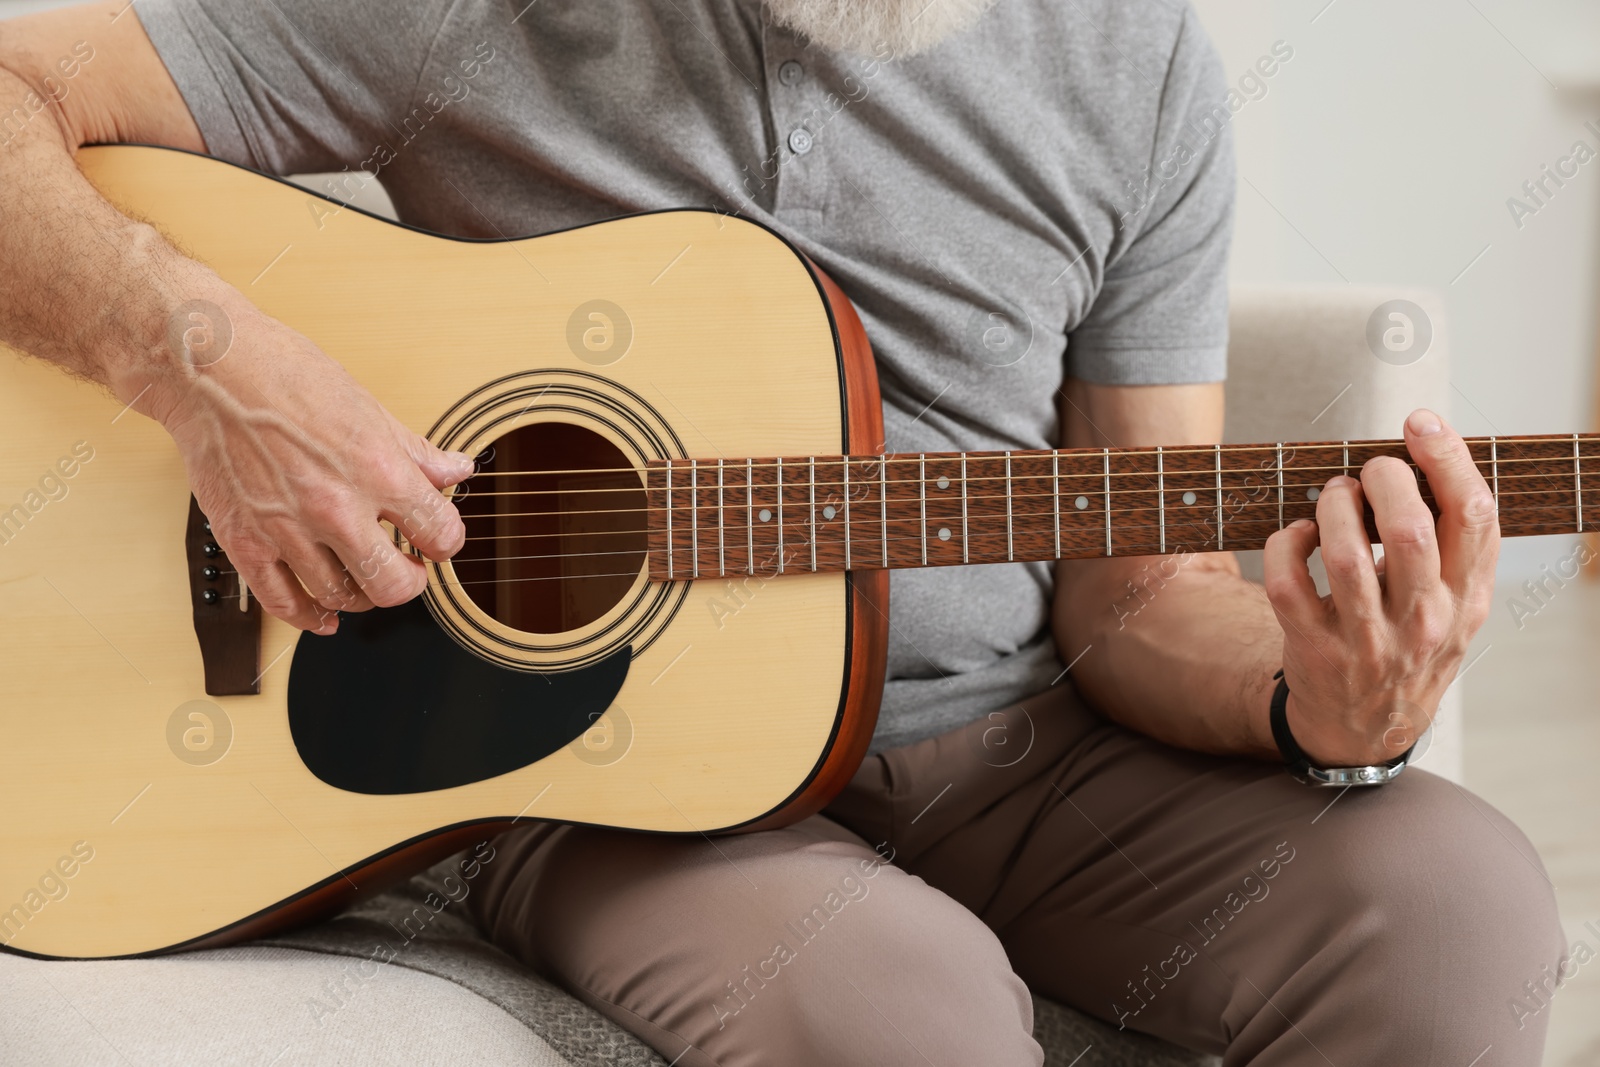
[758,509,772,523]
[1181,491,1196,506]
[1074,495,1089,510]
[938,527,951,541]
[1307,487,1320,501]
[936,476,950,490]
[822,505,836,520]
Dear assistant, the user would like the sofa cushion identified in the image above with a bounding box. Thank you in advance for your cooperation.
[0,943,570,1066]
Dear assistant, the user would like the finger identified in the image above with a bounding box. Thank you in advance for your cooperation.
[1403,409,1499,599]
[1314,475,1383,623]
[249,559,339,633]
[1263,518,1326,634]
[384,480,466,561]
[406,431,477,491]
[1360,454,1441,612]
[328,529,429,609]
[282,543,374,614]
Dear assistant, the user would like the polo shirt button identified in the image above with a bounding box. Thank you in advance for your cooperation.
[779,60,804,86]
[788,128,813,154]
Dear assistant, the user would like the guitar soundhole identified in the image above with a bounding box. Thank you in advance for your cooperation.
[450,422,646,634]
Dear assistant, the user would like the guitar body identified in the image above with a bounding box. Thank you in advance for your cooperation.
[0,146,887,959]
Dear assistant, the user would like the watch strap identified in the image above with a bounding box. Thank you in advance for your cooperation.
[1269,670,1414,787]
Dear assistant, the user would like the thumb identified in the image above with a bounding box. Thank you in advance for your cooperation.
[407,432,476,490]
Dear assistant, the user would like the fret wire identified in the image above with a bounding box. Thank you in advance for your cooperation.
[468,515,1600,586]
[605,462,1600,540]
[808,456,818,573]
[746,457,755,576]
[1341,440,1349,479]
[776,458,785,576]
[624,449,1600,497]
[1102,447,1112,558]
[690,459,700,579]
[665,460,674,580]
[843,458,852,571]
[919,453,929,566]
[1275,443,1284,531]
[879,458,888,568]
[1214,443,1224,550]
[488,435,1600,482]
[1052,451,1062,559]
[960,453,970,564]
[654,477,1600,531]
[1005,451,1015,561]
[1490,436,1499,511]
[1156,445,1166,554]
[1575,434,1584,534]
[717,458,725,577]
[488,490,1600,576]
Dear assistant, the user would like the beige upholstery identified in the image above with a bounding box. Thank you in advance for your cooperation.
[0,945,573,1066]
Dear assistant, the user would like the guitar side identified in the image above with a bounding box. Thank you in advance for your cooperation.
[0,145,885,959]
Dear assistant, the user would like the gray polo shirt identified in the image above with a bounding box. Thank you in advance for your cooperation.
[135,0,1234,752]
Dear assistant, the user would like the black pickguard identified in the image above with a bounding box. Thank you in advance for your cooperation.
[286,599,629,795]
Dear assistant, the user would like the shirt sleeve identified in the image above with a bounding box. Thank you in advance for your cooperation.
[1067,6,1235,386]
[133,0,455,176]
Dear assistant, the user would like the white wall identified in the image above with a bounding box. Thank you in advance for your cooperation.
[1192,0,1600,577]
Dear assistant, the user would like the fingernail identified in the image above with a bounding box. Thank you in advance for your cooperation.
[1289,518,1315,530]
[1407,409,1442,436]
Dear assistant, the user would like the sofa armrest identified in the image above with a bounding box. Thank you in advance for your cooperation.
[1222,284,1464,783]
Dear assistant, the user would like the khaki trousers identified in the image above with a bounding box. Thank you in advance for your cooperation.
[470,683,1563,1066]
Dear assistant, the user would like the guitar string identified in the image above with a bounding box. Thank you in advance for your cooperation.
[440,476,1592,538]
[419,493,1574,570]
[412,517,1589,587]
[446,434,1600,480]
[449,453,1585,498]
[212,512,1575,591]
[450,479,1589,546]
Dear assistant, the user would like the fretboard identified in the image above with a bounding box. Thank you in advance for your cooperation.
[644,434,1596,581]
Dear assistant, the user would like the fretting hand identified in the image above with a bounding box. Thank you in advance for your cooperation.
[1262,409,1499,766]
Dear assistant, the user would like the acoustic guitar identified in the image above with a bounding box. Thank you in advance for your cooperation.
[0,146,1587,959]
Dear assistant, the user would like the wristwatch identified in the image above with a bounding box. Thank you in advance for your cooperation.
[1269,670,1418,786]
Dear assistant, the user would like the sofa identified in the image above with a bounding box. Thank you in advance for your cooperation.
[0,284,1458,1066]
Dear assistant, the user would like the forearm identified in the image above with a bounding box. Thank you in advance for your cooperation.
[0,27,222,423]
[1055,554,1283,760]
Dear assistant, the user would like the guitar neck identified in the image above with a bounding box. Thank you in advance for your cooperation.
[644,433,1597,581]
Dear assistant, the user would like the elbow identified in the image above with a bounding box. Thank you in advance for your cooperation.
[0,59,73,153]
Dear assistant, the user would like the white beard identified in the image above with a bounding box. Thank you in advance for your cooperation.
[764,0,999,57]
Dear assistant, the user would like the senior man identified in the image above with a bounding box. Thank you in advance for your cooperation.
[0,0,1562,1064]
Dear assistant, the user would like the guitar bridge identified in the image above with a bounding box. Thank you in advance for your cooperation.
[185,495,262,695]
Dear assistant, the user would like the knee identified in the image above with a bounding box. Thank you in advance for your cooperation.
[705,844,1040,1067]
[1299,768,1563,984]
